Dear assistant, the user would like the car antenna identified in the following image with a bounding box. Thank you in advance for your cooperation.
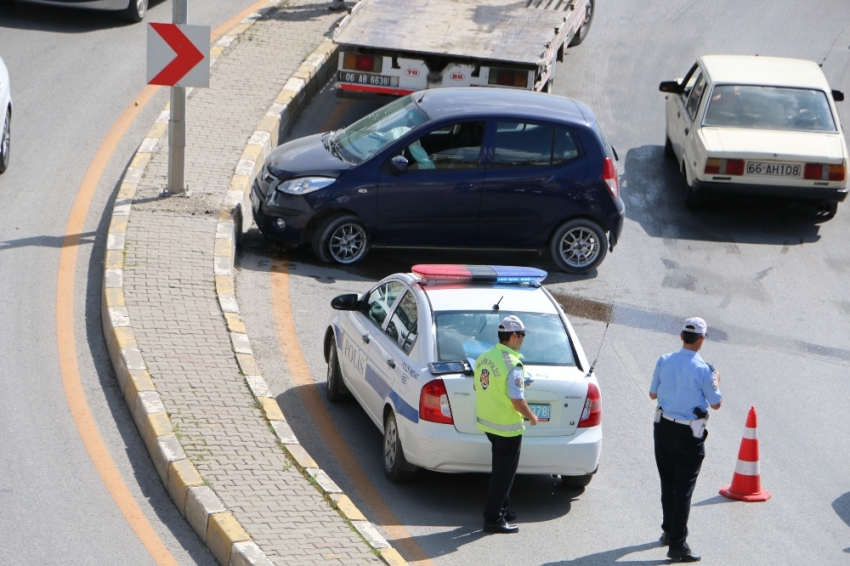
[493,296,503,311]
[585,281,619,378]
[819,28,843,67]
[477,296,504,335]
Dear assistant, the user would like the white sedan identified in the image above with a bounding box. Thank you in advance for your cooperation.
[324,265,602,487]
[0,56,10,175]
[660,55,847,217]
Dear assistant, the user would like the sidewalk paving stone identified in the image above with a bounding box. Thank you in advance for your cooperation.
[119,2,383,564]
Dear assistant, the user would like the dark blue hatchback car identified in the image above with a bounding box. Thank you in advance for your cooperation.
[251,88,624,273]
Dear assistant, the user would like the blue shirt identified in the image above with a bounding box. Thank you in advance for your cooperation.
[650,349,722,421]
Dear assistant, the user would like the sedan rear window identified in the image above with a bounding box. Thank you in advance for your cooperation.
[333,95,429,164]
[434,311,575,366]
[703,85,837,132]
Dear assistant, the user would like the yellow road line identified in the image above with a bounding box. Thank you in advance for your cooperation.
[55,1,272,563]
[270,258,436,566]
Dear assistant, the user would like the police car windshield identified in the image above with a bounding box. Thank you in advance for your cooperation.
[333,95,430,164]
[434,311,575,366]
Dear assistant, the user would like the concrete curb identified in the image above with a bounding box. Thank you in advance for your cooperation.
[216,30,411,566]
[102,4,283,566]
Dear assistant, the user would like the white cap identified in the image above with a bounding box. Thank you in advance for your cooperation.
[499,315,530,334]
[682,317,707,335]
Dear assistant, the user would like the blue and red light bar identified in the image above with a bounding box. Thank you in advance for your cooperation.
[411,265,547,286]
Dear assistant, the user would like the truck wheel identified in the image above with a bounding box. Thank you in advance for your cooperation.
[383,411,418,482]
[312,214,370,264]
[550,218,608,273]
[568,0,594,47]
[326,343,351,402]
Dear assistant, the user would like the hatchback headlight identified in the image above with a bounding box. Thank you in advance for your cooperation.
[261,164,278,184]
[276,176,335,195]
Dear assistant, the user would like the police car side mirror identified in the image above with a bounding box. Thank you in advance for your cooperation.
[390,155,409,174]
[833,90,844,102]
[331,293,360,310]
[659,80,682,94]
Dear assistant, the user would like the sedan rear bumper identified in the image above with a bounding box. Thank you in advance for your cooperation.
[403,420,602,476]
[692,179,848,203]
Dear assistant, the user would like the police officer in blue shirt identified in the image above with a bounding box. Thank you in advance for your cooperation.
[649,317,722,563]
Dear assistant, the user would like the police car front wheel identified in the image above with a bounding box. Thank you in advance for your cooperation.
[326,344,351,402]
[550,219,608,273]
[383,411,418,482]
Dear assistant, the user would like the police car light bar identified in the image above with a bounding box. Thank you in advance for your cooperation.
[411,265,547,286]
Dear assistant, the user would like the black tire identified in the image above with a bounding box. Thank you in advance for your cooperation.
[123,0,147,22]
[664,135,674,159]
[383,411,418,482]
[549,218,608,273]
[326,343,350,402]
[813,201,838,221]
[568,0,594,47]
[0,109,9,175]
[561,473,594,489]
[682,162,704,210]
[312,214,370,264]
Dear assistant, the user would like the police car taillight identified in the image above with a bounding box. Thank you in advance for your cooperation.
[577,382,601,427]
[419,379,454,424]
[602,157,619,199]
[411,265,547,286]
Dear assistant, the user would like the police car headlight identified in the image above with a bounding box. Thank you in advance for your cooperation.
[276,177,335,195]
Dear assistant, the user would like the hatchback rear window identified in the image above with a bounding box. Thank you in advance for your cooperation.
[703,85,837,132]
[434,310,576,366]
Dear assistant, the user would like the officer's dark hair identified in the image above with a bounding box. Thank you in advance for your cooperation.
[681,330,703,344]
[498,331,513,343]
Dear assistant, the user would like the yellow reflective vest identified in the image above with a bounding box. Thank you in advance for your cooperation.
[474,343,525,437]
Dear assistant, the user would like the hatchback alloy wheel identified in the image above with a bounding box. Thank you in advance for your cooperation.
[329,223,367,263]
[550,218,608,273]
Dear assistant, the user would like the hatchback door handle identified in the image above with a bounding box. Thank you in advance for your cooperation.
[386,359,396,369]
[361,334,370,344]
[454,182,475,193]
[684,127,689,135]
[677,111,681,118]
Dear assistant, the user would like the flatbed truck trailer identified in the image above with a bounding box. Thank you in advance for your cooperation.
[332,0,594,97]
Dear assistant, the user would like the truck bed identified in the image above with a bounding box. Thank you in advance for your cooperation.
[333,0,582,66]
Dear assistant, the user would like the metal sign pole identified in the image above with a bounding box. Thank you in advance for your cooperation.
[167,0,188,195]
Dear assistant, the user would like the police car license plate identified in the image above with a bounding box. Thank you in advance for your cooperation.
[528,403,550,422]
[338,71,399,88]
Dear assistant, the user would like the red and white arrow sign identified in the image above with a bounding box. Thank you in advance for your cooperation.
[147,23,210,88]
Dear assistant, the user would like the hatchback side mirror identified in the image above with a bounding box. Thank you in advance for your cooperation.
[832,90,844,102]
[331,293,360,310]
[659,80,683,94]
[390,155,409,174]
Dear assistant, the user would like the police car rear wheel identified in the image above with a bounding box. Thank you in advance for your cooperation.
[560,473,594,489]
[313,214,370,264]
[383,412,418,482]
[550,218,608,273]
[326,344,350,402]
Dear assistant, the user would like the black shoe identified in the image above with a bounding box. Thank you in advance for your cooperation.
[659,532,670,546]
[483,519,519,534]
[667,546,700,562]
[504,510,517,522]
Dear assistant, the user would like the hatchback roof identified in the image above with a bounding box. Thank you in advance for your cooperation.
[414,87,590,124]
[700,55,831,90]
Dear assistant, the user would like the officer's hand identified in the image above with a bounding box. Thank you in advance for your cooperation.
[714,370,721,383]
[528,414,539,426]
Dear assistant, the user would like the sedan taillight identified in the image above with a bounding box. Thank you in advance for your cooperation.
[420,379,454,424]
[804,163,845,181]
[577,382,601,428]
[705,158,744,176]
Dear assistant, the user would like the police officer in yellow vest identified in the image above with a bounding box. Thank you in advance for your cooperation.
[474,315,539,534]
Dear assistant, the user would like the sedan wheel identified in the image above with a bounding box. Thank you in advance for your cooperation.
[0,110,9,174]
[550,218,608,273]
[313,214,370,264]
[123,0,148,22]
[383,412,417,482]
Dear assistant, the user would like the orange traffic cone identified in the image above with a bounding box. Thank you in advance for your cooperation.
[720,406,771,502]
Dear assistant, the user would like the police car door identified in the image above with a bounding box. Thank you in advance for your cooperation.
[345,280,406,426]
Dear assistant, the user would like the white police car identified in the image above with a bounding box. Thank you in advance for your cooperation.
[324,265,602,486]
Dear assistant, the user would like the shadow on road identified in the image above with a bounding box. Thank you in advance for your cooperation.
[622,144,826,247]
[540,540,669,565]
[833,492,850,553]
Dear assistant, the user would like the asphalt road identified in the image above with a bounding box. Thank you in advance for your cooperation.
[0,1,259,563]
[237,0,850,564]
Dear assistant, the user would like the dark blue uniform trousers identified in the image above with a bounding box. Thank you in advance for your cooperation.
[654,418,705,550]
[483,432,522,524]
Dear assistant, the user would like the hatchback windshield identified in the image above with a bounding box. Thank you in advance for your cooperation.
[434,311,575,366]
[333,95,429,164]
[703,85,837,132]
